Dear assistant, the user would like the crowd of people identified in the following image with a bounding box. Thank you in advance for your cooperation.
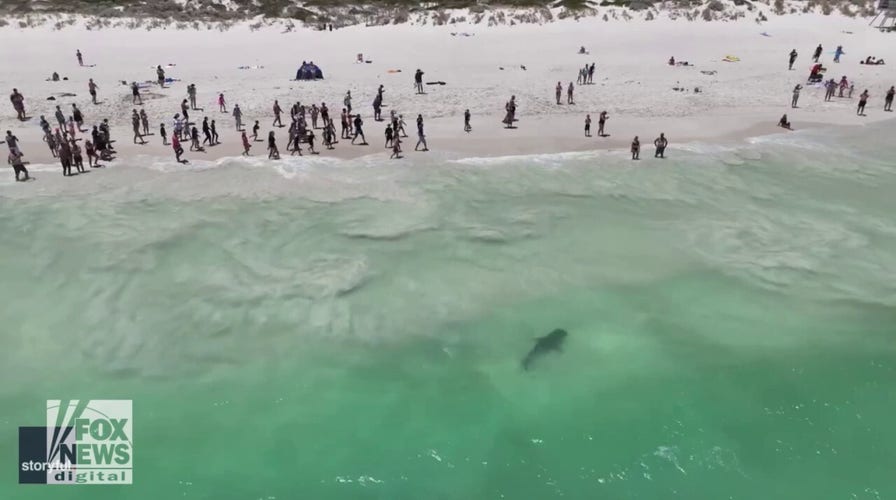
[3,41,895,181]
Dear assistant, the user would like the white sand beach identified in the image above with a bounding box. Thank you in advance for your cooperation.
[1,12,894,171]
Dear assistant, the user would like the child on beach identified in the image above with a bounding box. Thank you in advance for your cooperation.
[253,120,260,141]
[241,130,251,156]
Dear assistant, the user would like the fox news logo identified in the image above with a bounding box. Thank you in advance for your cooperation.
[19,400,133,485]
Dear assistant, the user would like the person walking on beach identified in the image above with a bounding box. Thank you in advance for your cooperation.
[181,99,190,123]
[290,128,302,156]
[588,63,595,84]
[202,117,212,146]
[131,82,142,105]
[415,114,428,152]
[268,131,280,159]
[173,114,184,142]
[218,93,227,113]
[76,49,83,66]
[10,89,26,120]
[88,78,98,104]
[172,134,185,163]
[241,130,251,156]
[813,44,823,63]
[320,102,330,128]
[415,69,425,94]
[307,130,318,155]
[390,135,402,159]
[252,120,260,142]
[8,151,29,182]
[556,82,562,105]
[132,110,146,144]
[397,114,408,137]
[273,100,283,127]
[85,140,99,167]
[567,82,575,105]
[789,49,798,70]
[824,79,836,102]
[584,114,592,137]
[792,84,802,108]
[631,136,640,160]
[884,86,895,112]
[464,109,472,132]
[857,89,869,116]
[233,104,243,131]
[352,114,367,145]
[385,124,393,148]
[157,65,166,88]
[654,133,668,158]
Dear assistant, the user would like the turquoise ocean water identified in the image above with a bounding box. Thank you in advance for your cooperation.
[1,123,895,499]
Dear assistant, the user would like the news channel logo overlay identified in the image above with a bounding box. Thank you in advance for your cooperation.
[19,400,133,485]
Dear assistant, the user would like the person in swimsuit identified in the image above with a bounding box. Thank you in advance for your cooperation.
[140,108,150,135]
[160,123,168,145]
[8,151,29,181]
[132,82,142,105]
[885,86,894,112]
[351,114,367,145]
[157,65,166,88]
[555,82,562,105]
[76,49,83,66]
[857,89,869,116]
[464,109,472,132]
[218,93,227,113]
[654,133,668,158]
[598,111,608,137]
[88,79,98,104]
[584,114,591,137]
[273,100,283,127]
[172,134,185,163]
[241,130,251,156]
[788,49,798,70]
[631,136,640,160]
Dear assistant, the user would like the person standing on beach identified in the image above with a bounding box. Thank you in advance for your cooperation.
[813,44,823,63]
[567,82,575,105]
[598,111,608,137]
[188,84,198,110]
[385,124,393,148]
[88,78,98,104]
[157,65,166,88]
[209,119,219,144]
[307,130,318,155]
[181,99,191,124]
[70,140,85,173]
[54,106,66,128]
[10,89,26,120]
[373,93,383,122]
[76,49,83,66]
[340,109,349,139]
[72,104,84,132]
[555,82,562,105]
[202,117,212,146]
[390,135,402,159]
[824,79,835,102]
[241,130,251,156]
[654,133,668,158]
[172,134,185,163]
[792,84,802,108]
[320,103,330,128]
[290,129,303,156]
[351,114,367,145]
[464,109,472,132]
[268,131,280,159]
[631,136,640,160]
[233,104,243,131]
[190,126,203,152]
[884,86,894,112]
[160,123,168,145]
[173,114,184,142]
[834,45,844,63]
[588,63,595,84]
[218,93,227,113]
[273,100,283,127]
[58,139,72,177]
[415,69,425,94]
[789,49,798,70]
[344,91,352,114]
[3,130,22,157]
[857,90,869,116]
[584,114,592,137]
[140,108,150,135]
[85,140,98,167]
[8,151,29,182]
[132,110,146,144]
[131,82,142,105]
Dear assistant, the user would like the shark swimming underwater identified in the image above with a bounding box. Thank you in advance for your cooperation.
[521,329,567,370]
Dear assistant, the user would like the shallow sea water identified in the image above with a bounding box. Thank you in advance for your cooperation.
[1,123,895,499]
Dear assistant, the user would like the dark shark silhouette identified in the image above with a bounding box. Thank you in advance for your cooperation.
[521,329,567,370]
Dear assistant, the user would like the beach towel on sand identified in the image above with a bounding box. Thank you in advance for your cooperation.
[723,55,740,62]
